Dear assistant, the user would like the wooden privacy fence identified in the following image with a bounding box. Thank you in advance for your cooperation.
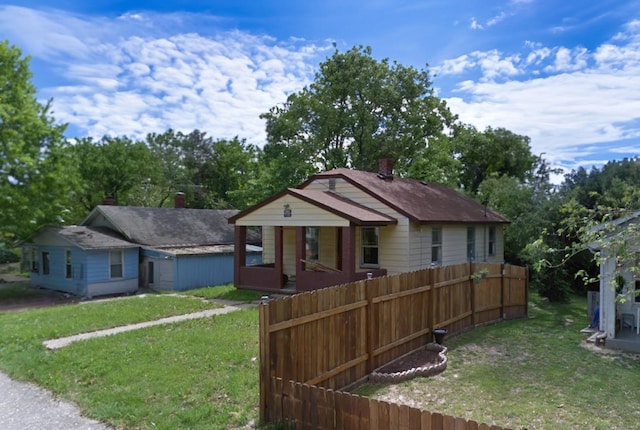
[259,262,528,428]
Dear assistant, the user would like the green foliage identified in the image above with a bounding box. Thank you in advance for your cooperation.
[260,45,455,176]
[0,41,72,243]
[454,125,538,194]
[0,246,19,264]
[68,135,158,217]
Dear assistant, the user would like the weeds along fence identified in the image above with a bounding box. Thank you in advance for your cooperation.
[259,262,528,428]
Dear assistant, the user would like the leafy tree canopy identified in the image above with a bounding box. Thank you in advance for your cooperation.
[260,45,456,176]
[0,40,71,243]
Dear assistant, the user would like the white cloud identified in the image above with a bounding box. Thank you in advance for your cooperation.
[0,6,327,144]
[470,17,484,30]
[438,19,640,175]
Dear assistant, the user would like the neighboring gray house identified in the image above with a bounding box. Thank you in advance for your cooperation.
[28,199,261,297]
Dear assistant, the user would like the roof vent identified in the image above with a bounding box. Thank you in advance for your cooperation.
[329,178,336,190]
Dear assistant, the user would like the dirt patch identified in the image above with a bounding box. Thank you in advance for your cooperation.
[0,284,79,312]
[376,348,442,374]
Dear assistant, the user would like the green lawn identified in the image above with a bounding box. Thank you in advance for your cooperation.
[0,284,263,430]
[354,295,640,430]
[1,286,639,429]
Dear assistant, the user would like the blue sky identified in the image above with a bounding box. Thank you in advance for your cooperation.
[1,1,639,182]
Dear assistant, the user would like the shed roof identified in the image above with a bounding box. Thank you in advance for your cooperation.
[307,168,509,224]
[82,206,258,247]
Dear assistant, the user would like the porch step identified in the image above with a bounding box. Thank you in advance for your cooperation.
[586,331,607,346]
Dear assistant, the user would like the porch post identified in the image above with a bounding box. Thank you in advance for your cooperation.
[234,226,247,287]
[275,227,284,287]
[342,226,356,277]
[296,227,306,280]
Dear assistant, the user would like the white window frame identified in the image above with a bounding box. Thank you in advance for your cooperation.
[360,227,380,268]
[488,226,496,257]
[110,249,124,279]
[431,227,442,266]
[467,226,476,261]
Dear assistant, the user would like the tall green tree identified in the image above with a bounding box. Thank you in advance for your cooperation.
[0,41,71,243]
[260,45,455,175]
[69,136,157,215]
[454,125,538,194]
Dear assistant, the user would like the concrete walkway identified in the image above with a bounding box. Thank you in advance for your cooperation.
[44,301,257,350]
[0,371,113,430]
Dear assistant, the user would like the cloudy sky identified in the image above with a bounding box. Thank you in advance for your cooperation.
[1,0,639,180]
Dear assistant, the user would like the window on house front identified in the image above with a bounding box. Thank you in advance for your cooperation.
[148,261,154,284]
[431,227,442,266]
[488,226,496,257]
[65,249,72,279]
[42,252,50,275]
[31,248,38,273]
[467,226,476,261]
[305,227,319,261]
[110,249,123,278]
[361,227,379,267]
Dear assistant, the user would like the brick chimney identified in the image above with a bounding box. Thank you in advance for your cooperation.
[102,195,117,205]
[174,192,186,208]
[377,158,394,179]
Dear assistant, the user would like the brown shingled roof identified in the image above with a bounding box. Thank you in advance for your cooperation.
[308,168,509,224]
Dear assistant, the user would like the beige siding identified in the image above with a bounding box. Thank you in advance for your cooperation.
[235,195,349,227]
[261,227,275,264]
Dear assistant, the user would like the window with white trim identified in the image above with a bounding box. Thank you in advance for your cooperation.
[361,227,379,267]
[467,226,476,261]
[431,227,442,266]
[488,226,496,257]
[110,249,123,278]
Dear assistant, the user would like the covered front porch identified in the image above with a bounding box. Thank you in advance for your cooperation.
[233,225,388,293]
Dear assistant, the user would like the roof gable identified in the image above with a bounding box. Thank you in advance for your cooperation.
[82,206,248,247]
[32,226,137,250]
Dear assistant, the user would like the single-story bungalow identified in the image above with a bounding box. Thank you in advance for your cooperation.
[229,159,509,293]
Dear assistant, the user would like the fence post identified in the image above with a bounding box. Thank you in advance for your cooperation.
[469,261,476,326]
[430,266,437,332]
[501,264,506,320]
[259,299,270,423]
[366,278,376,374]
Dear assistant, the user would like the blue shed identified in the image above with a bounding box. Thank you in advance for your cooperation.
[28,226,139,297]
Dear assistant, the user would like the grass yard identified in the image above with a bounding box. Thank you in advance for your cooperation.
[0,284,263,429]
[354,294,640,430]
[1,283,639,429]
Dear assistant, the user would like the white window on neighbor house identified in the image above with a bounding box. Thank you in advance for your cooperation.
[467,226,476,261]
[361,227,379,267]
[65,249,72,279]
[488,226,496,257]
[110,249,123,279]
[305,227,320,261]
[431,227,442,266]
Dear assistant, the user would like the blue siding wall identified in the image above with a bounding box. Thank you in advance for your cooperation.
[85,248,138,283]
[173,252,262,291]
[30,246,88,295]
